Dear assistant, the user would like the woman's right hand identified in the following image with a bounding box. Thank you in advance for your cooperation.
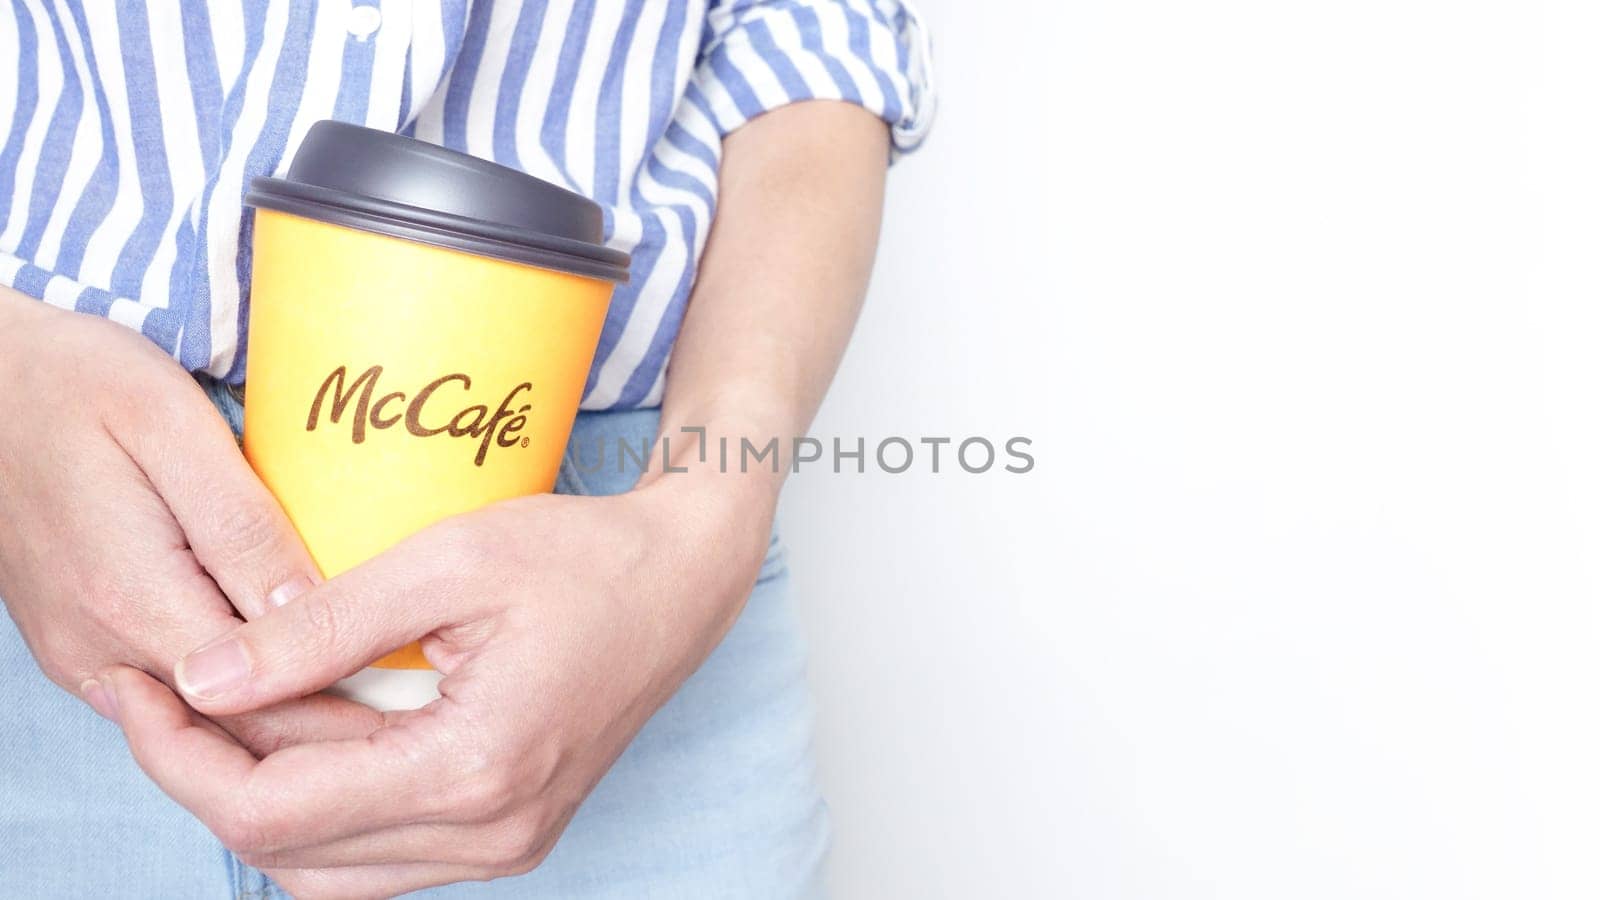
[0,286,382,754]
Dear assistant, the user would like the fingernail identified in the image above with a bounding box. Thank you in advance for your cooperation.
[176,638,251,700]
[266,574,314,609]
[81,678,119,723]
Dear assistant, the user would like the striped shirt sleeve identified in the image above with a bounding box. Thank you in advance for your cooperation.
[691,0,937,156]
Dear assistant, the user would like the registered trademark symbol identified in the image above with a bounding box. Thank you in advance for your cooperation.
[521,437,530,448]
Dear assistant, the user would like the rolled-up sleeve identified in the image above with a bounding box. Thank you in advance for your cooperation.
[690,0,937,156]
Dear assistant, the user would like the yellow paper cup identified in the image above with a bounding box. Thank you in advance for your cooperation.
[242,122,629,710]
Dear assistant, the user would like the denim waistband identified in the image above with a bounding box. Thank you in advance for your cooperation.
[198,374,248,438]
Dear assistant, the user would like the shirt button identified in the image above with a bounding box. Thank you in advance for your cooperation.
[347,5,382,40]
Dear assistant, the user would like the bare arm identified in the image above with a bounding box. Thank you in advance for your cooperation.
[647,99,890,497]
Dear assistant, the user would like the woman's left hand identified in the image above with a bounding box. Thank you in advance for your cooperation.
[93,469,774,898]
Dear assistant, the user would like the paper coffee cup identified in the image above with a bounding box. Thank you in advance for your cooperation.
[241,121,629,710]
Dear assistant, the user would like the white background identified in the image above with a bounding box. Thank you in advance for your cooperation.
[780,1,1600,896]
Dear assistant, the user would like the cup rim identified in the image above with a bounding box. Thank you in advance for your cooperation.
[246,176,632,284]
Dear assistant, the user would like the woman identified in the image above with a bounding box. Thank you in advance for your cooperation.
[0,2,932,897]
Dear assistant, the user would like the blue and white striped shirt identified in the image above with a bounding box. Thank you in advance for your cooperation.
[0,1,933,409]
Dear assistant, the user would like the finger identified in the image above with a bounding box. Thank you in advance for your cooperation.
[127,572,382,756]
[106,556,383,755]
[103,666,453,850]
[99,665,260,816]
[239,802,569,871]
[243,822,481,870]
[171,520,486,716]
[267,860,531,900]
[113,373,318,619]
[216,692,388,757]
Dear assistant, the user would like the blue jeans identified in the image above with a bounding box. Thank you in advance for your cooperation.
[0,382,828,897]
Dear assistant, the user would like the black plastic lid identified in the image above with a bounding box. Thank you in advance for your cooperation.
[245,120,630,283]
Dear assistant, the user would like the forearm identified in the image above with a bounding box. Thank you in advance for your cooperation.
[645,101,890,502]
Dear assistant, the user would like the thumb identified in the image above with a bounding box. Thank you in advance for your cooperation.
[173,549,456,716]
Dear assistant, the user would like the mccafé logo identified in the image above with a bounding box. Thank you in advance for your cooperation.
[307,365,532,466]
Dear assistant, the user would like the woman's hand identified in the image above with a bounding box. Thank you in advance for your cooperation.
[94,464,776,898]
[88,98,885,897]
[0,288,383,754]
